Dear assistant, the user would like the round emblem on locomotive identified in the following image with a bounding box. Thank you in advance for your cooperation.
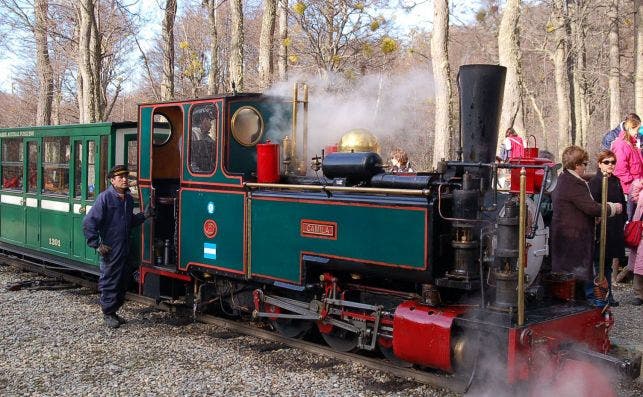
[203,219,218,238]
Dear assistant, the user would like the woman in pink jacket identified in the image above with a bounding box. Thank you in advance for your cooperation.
[626,180,643,305]
[611,113,643,220]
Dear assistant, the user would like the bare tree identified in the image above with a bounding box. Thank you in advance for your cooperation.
[636,0,643,115]
[205,0,221,94]
[34,0,53,125]
[160,0,177,100]
[569,1,589,147]
[497,0,524,142]
[229,0,244,91]
[607,0,620,127]
[77,0,97,122]
[431,0,453,167]
[551,0,572,158]
[289,0,395,76]
[258,0,276,88]
[277,0,288,81]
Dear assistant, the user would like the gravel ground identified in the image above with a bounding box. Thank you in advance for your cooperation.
[0,263,640,396]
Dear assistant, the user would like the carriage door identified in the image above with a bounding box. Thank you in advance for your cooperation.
[24,139,40,249]
[0,137,26,245]
[71,137,100,265]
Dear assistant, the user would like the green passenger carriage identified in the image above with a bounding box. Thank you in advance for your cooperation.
[0,122,138,273]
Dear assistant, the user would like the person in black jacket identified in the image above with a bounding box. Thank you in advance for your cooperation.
[588,149,626,306]
[83,165,155,328]
[551,146,623,302]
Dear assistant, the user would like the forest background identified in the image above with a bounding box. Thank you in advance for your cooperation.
[0,0,641,171]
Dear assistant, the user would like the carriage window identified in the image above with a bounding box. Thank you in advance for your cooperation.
[153,114,172,146]
[42,136,70,196]
[231,106,263,147]
[1,138,23,190]
[189,103,217,174]
[87,141,96,200]
[74,141,83,198]
[27,141,38,193]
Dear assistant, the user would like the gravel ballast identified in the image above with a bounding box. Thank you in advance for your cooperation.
[0,263,640,396]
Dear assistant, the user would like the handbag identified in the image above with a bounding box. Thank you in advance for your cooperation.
[624,213,643,249]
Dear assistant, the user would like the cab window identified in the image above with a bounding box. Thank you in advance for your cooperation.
[189,103,217,174]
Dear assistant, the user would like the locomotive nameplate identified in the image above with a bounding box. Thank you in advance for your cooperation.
[300,220,337,240]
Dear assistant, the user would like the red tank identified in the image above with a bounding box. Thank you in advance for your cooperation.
[257,141,280,183]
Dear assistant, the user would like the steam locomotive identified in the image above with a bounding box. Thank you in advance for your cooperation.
[0,64,639,392]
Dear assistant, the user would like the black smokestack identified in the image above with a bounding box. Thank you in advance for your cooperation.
[458,64,506,164]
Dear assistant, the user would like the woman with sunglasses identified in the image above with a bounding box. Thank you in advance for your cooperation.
[611,113,643,221]
[551,146,623,302]
[589,150,626,306]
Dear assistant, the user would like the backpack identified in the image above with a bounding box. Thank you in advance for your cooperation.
[602,123,622,150]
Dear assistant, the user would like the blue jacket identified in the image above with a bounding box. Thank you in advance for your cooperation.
[602,122,624,150]
[82,185,145,250]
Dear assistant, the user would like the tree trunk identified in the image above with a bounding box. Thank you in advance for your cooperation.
[552,0,572,158]
[90,5,103,121]
[569,1,589,148]
[431,0,454,167]
[497,0,524,145]
[206,0,220,95]
[34,0,53,126]
[636,0,643,115]
[258,0,277,89]
[161,0,177,101]
[229,0,244,92]
[277,0,288,81]
[608,0,621,127]
[77,0,96,123]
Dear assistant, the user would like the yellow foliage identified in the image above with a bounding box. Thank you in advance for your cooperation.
[355,3,364,11]
[283,37,292,47]
[293,2,306,15]
[288,54,299,64]
[179,41,190,50]
[362,43,373,57]
[546,22,555,33]
[332,55,342,64]
[381,37,398,54]
[370,20,380,31]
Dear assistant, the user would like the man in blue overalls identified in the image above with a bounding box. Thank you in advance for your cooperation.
[83,165,154,328]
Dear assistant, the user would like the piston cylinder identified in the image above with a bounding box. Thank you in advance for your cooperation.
[493,269,519,309]
[496,201,519,259]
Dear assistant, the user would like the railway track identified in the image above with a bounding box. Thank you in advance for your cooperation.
[0,253,470,394]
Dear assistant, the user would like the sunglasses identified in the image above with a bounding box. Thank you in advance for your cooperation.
[601,160,617,165]
[581,161,589,166]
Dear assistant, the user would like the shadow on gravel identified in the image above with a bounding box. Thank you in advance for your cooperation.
[360,377,421,393]
[244,342,289,353]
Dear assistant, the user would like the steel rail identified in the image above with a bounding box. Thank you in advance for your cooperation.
[1,254,467,393]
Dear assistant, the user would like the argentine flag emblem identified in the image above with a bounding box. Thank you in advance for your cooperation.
[203,243,217,260]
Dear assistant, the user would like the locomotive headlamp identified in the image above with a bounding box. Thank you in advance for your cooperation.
[232,106,264,147]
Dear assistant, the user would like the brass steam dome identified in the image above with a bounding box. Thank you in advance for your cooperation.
[337,128,381,153]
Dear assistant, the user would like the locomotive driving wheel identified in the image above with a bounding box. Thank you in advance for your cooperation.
[317,321,359,352]
[265,304,312,339]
